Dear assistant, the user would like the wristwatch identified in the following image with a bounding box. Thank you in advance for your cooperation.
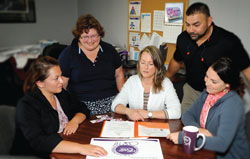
[148,111,152,118]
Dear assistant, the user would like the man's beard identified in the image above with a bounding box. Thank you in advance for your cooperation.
[189,27,209,41]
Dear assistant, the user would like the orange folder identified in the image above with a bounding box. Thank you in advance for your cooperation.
[135,121,169,137]
[100,121,169,138]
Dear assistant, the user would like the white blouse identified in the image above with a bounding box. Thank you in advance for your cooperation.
[55,95,69,133]
[111,75,181,119]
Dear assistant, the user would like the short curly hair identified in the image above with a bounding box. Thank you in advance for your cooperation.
[72,14,105,39]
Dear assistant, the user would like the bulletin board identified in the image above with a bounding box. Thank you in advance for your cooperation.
[127,0,189,64]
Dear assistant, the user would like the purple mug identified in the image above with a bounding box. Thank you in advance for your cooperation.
[183,126,206,154]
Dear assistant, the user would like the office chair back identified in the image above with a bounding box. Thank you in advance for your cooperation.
[246,111,250,148]
[159,42,168,63]
[0,59,24,106]
[42,43,67,59]
[0,105,16,154]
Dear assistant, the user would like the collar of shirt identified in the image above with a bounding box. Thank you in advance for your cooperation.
[78,45,103,54]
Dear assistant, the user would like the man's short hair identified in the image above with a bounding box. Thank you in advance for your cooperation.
[186,2,210,17]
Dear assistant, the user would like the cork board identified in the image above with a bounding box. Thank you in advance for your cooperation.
[127,0,188,64]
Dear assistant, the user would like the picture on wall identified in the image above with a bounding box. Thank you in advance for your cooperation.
[165,2,184,25]
[0,0,36,23]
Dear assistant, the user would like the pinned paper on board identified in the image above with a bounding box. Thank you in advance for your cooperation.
[153,10,165,31]
[141,13,151,33]
[129,1,141,17]
[130,47,140,61]
[149,32,163,49]
[138,32,163,51]
[129,17,140,31]
[163,25,182,44]
[138,33,150,51]
[165,3,184,25]
[129,32,140,47]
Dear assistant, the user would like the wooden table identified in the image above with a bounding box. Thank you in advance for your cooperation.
[51,113,215,159]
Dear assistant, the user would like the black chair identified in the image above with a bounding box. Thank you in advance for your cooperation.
[0,105,16,155]
[122,60,137,79]
[0,58,24,106]
[246,111,250,148]
[42,43,67,59]
[0,105,42,159]
[160,42,168,63]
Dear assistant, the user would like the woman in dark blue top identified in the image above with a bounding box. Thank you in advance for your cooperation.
[59,14,125,115]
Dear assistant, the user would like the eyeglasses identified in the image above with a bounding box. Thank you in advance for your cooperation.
[80,34,99,41]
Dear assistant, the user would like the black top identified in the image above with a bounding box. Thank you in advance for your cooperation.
[58,39,122,101]
[12,88,90,158]
[174,23,250,91]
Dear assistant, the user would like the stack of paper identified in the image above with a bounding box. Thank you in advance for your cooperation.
[100,121,170,138]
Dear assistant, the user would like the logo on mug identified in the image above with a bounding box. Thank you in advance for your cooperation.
[183,136,191,146]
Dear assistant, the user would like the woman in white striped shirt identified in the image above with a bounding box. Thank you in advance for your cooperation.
[111,46,181,120]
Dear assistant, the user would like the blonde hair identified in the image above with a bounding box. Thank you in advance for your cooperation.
[137,46,166,93]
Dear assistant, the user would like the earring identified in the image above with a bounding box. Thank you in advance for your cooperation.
[223,85,230,93]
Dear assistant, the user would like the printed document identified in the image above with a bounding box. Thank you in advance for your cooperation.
[138,124,170,137]
[86,138,163,159]
[100,121,134,137]
[100,121,170,138]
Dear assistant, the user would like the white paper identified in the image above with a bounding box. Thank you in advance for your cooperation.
[138,125,170,137]
[141,13,151,33]
[0,44,41,67]
[138,33,150,51]
[149,32,163,48]
[129,32,140,47]
[14,52,40,68]
[100,121,134,137]
[87,138,163,159]
[163,25,182,44]
[129,47,139,61]
[129,17,140,31]
[153,10,165,31]
[129,1,141,17]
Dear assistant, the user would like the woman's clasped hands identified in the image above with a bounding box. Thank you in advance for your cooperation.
[126,108,149,121]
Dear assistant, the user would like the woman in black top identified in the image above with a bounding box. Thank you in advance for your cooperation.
[13,56,107,158]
